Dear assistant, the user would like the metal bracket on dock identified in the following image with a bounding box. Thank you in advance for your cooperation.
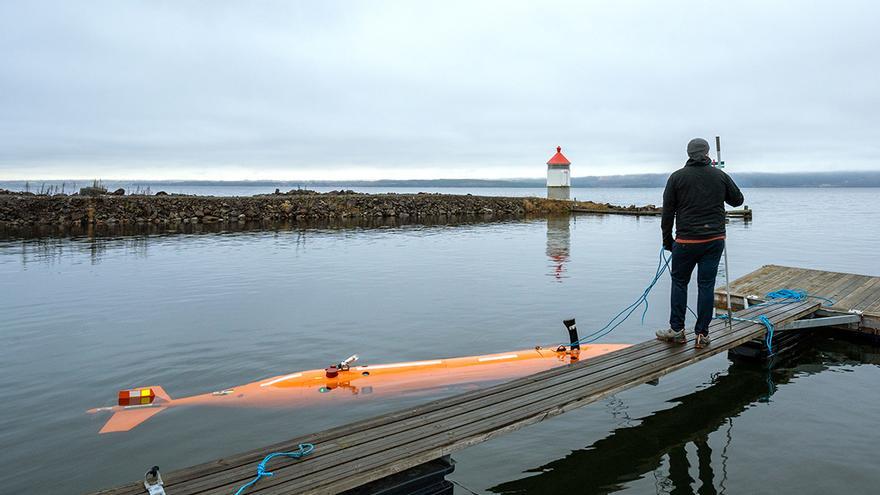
[778,314,861,331]
[744,294,764,309]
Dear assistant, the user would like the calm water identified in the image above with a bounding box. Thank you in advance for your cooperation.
[1,188,879,494]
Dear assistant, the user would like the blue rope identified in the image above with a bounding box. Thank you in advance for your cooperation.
[764,289,835,307]
[234,443,315,495]
[563,245,835,355]
[716,289,834,356]
[758,315,774,355]
[717,313,777,355]
[566,246,670,346]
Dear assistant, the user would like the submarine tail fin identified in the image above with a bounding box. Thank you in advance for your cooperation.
[99,406,167,433]
[94,385,173,433]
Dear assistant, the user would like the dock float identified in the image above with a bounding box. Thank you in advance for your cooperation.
[93,300,818,495]
[715,265,880,335]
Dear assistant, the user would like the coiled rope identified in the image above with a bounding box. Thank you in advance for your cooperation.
[716,288,834,356]
[234,443,315,495]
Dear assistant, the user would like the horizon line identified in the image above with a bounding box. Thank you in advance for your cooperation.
[4,170,880,183]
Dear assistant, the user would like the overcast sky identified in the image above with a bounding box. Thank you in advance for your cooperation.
[1,1,877,180]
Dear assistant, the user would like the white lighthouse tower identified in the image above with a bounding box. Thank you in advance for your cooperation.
[546,146,571,200]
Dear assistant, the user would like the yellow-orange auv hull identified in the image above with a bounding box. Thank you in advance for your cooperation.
[88,344,628,433]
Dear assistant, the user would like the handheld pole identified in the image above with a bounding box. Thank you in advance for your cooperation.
[716,136,733,326]
[723,242,733,327]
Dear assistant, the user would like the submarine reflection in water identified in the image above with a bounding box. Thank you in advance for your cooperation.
[489,337,873,495]
[546,216,571,281]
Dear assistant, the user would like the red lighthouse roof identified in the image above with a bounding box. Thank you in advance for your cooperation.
[547,146,571,166]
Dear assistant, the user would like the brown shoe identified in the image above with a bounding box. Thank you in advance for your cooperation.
[656,328,686,344]
[695,333,711,349]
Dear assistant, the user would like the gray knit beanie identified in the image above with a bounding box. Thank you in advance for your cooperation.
[687,138,710,159]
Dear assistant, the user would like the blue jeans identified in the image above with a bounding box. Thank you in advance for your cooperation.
[670,239,724,335]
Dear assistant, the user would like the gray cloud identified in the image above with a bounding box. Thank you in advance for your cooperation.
[1,0,878,179]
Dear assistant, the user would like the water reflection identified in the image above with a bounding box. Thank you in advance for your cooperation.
[0,214,526,241]
[8,233,153,267]
[0,215,527,266]
[546,216,571,281]
[489,336,878,495]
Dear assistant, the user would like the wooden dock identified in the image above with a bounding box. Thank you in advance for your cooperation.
[571,206,752,219]
[715,265,880,334]
[93,300,818,495]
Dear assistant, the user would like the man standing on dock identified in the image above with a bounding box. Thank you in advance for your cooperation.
[656,138,744,348]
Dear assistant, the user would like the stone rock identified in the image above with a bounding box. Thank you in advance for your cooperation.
[79,186,107,196]
[111,188,125,196]
[0,191,658,230]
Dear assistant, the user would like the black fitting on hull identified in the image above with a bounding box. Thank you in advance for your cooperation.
[563,318,579,351]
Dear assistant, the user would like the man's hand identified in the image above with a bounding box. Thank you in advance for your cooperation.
[663,236,674,252]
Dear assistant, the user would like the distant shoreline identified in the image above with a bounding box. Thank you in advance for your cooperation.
[2,171,880,189]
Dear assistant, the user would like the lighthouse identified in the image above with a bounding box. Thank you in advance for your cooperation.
[546,146,571,200]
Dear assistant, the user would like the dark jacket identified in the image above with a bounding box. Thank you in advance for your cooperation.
[661,157,744,247]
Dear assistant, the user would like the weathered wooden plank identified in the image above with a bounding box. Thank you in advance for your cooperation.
[798,269,846,296]
[737,266,808,298]
[826,273,873,303]
[766,266,816,292]
[716,265,880,321]
[193,303,816,494]
[727,264,781,295]
[836,278,880,311]
[257,302,819,495]
[728,265,777,290]
[715,265,815,310]
[847,279,880,312]
[823,273,865,305]
[570,208,660,216]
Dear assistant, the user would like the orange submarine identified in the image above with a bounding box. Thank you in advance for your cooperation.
[89,324,628,434]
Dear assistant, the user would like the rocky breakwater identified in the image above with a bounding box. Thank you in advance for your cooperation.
[0,190,591,228]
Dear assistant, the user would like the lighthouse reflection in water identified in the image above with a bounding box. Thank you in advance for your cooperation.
[546,216,571,281]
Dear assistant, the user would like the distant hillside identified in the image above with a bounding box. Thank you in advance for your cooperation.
[204,171,880,188]
[268,172,880,188]
[241,171,880,187]
[572,171,880,188]
[3,171,880,190]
